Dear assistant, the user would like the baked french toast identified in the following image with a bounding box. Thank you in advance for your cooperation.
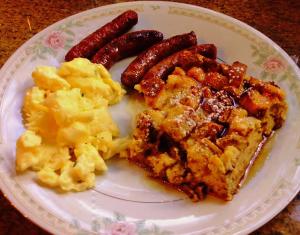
[127,55,287,201]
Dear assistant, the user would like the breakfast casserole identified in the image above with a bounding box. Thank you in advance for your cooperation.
[128,55,287,201]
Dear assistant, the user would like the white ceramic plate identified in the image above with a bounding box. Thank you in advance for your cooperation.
[0,1,299,235]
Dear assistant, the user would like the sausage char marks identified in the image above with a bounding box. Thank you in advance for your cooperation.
[65,10,138,61]
[137,45,217,106]
[92,30,163,69]
[121,31,198,88]
[142,45,217,82]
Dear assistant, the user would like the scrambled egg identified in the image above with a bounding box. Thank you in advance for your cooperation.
[16,58,126,191]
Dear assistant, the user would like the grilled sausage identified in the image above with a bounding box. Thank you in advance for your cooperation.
[192,44,217,60]
[139,45,217,99]
[142,44,217,84]
[91,30,163,69]
[65,10,138,61]
[121,31,197,88]
[139,51,202,99]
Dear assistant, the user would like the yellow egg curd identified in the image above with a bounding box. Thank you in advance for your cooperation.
[16,58,126,192]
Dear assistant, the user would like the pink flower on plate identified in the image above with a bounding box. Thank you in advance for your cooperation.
[103,222,138,235]
[44,31,65,49]
[262,56,286,74]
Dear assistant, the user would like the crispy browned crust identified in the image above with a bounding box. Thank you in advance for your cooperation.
[128,58,287,201]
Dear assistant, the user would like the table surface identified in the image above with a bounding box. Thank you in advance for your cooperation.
[0,0,299,234]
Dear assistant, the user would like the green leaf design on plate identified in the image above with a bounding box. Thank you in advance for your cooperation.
[295,158,300,166]
[37,54,46,60]
[260,70,268,80]
[64,29,75,36]
[102,217,113,225]
[277,74,287,82]
[136,219,146,230]
[71,219,81,230]
[30,56,37,62]
[63,45,72,50]
[139,228,154,235]
[270,73,277,81]
[26,19,84,61]
[250,43,299,106]
[66,38,74,43]
[114,211,126,221]
[91,219,101,232]
[48,47,57,56]
[251,50,258,57]
[75,231,88,235]
[74,20,85,27]
[151,5,160,10]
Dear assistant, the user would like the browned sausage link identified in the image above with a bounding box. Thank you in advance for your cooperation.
[189,44,217,60]
[140,50,204,97]
[121,31,197,88]
[91,30,163,69]
[142,44,216,85]
[65,10,138,61]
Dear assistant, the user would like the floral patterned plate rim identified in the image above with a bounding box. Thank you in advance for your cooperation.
[0,1,299,235]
